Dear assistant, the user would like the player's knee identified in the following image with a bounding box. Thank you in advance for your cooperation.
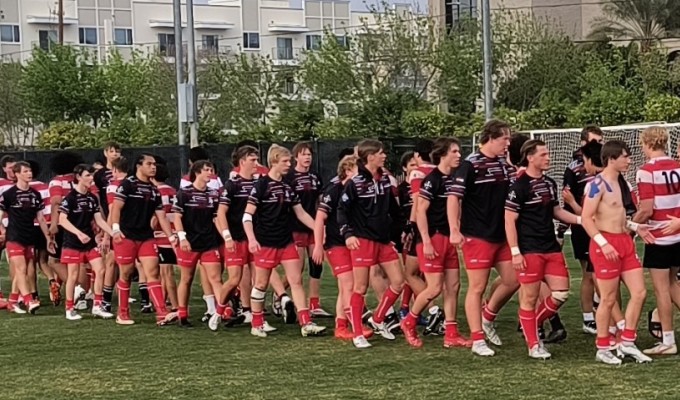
[250,287,266,303]
[308,259,323,279]
[631,286,647,301]
[551,290,569,304]
[426,285,442,300]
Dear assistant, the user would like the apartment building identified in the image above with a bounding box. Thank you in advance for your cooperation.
[0,0,388,63]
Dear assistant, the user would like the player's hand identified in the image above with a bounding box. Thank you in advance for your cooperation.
[562,188,576,207]
[112,231,125,244]
[422,241,437,260]
[100,237,110,254]
[49,223,59,236]
[601,243,619,261]
[661,216,680,235]
[636,225,656,244]
[47,238,57,254]
[77,232,91,244]
[169,234,178,247]
[180,239,191,252]
[345,236,360,251]
[449,230,464,247]
[312,244,325,265]
[248,239,261,254]
[512,254,525,270]
[224,237,235,253]
[556,237,564,249]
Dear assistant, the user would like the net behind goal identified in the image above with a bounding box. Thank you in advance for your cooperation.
[529,123,680,193]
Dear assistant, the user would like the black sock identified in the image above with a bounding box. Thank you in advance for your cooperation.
[139,283,149,306]
[243,307,251,313]
[103,285,113,304]
[550,314,565,331]
[32,292,39,300]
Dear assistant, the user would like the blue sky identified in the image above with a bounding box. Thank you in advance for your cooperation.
[195,0,426,13]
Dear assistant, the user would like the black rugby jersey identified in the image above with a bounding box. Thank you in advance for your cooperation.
[248,175,299,248]
[114,176,162,241]
[505,173,561,254]
[94,167,113,217]
[419,168,454,237]
[318,176,345,250]
[219,176,256,242]
[173,185,221,252]
[452,151,512,243]
[0,186,45,246]
[59,189,100,251]
[285,169,322,234]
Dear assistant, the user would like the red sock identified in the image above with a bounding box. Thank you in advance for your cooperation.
[224,306,234,319]
[445,321,459,337]
[519,308,538,348]
[178,306,188,319]
[298,309,311,326]
[147,281,167,315]
[336,317,348,329]
[309,297,320,310]
[252,311,264,328]
[373,286,401,324]
[94,294,103,307]
[401,284,412,309]
[117,280,130,314]
[596,336,610,350]
[66,299,74,311]
[9,292,18,306]
[471,330,485,342]
[404,311,418,328]
[536,296,560,325]
[350,292,365,338]
[482,304,498,323]
[23,294,32,305]
[621,328,637,344]
[216,303,226,316]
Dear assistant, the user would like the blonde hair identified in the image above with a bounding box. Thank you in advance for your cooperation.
[640,126,668,151]
[267,144,291,167]
[337,155,358,180]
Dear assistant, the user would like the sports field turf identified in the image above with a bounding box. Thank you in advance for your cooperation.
[2,244,679,400]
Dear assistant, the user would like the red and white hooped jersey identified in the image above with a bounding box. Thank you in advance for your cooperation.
[636,156,680,244]
[409,164,436,195]
[154,183,177,246]
[29,180,51,225]
[229,165,269,181]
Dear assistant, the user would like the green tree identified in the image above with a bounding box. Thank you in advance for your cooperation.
[0,62,33,148]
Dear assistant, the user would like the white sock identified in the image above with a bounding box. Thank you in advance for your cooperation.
[593,293,600,303]
[203,295,216,315]
[386,306,395,316]
[608,326,617,336]
[583,312,594,322]
[616,320,625,331]
[663,331,675,346]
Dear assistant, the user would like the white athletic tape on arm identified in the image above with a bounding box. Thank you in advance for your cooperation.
[222,229,232,240]
[112,223,121,233]
[576,216,582,225]
[510,246,521,256]
[625,220,639,232]
[177,231,187,241]
[593,233,608,247]
[242,213,253,223]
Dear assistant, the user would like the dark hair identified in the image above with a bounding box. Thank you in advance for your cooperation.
[0,155,16,168]
[236,140,259,149]
[155,163,169,183]
[50,151,84,175]
[414,139,434,163]
[508,133,529,166]
[12,161,31,174]
[189,146,210,163]
[154,155,167,165]
[519,139,546,167]
[27,160,41,177]
[73,163,95,184]
[112,157,130,174]
[135,153,155,168]
[338,147,355,161]
[580,125,603,142]
[233,145,259,166]
[189,160,214,182]
[431,137,460,165]
[356,139,383,163]
[479,119,511,145]
[292,142,313,158]
[400,151,415,169]
[581,140,603,168]
[601,140,630,167]
[104,141,122,151]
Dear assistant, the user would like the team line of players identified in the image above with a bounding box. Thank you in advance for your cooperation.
[1,121,680,364]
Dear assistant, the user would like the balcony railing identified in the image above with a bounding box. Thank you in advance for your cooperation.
[272,47,303,61]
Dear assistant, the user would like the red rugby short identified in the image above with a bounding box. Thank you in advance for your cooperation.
[326,246,353,277]
[254,243,299,269]
[462,237,511,270]
[517,252,568,284]
[293,232,314,248]
[6,241,34,261]
[113,238,158,265]
[61,247,102,265]
[176,247,222,268]
[350,238,399,268]
[416,233,459,273]
[589,232,641,280]
[222,240,252,267]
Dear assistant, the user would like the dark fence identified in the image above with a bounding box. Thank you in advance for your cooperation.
[2,138,476,187]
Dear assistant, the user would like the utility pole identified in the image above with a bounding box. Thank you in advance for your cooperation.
[481,0,493,120]
[186,0,199,147]
[173,0,187,173]
[58,0,64,44]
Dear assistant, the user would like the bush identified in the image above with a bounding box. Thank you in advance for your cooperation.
[644,94,680,122]
[37,122,96,149]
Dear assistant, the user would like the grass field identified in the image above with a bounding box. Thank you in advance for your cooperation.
[2,244,680,400]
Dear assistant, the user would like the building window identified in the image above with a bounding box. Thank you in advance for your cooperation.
[281,77,295,94]
[335,35,349,49]
[38,30,58,51]
[276,37,293,60]
[114,28,133,45]
[158,33,175,56]
[202,35,219,51]
[445,0,476,28]
[305,34,322,50]
[243,32,260,49]
[0,25,20,43]
[79,27,98,45]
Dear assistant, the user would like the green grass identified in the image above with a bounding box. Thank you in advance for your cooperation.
[2,244,680,400]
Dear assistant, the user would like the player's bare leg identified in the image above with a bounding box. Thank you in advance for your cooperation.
[466,268,492,349]
[177,264,197,326]
[443,268,469,348]
[198,263,216,321]
[482,261,518,346]
[349,266,372,347]
[211,264,243,330]
[64,263,82,320]
[160,263,178,311]
[102,251,116,312]
[282,259,326,336]
[368,260,404,340]
[250,266,274,337]
[139,256,175,325]
[579,260,596,333]
[89,257,113,318]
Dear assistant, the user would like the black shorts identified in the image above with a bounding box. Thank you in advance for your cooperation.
[570,225,590,261]
[643,242,680,269]
[158,246,177,265]
[48,227,64,260]
[33,226,47,251]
